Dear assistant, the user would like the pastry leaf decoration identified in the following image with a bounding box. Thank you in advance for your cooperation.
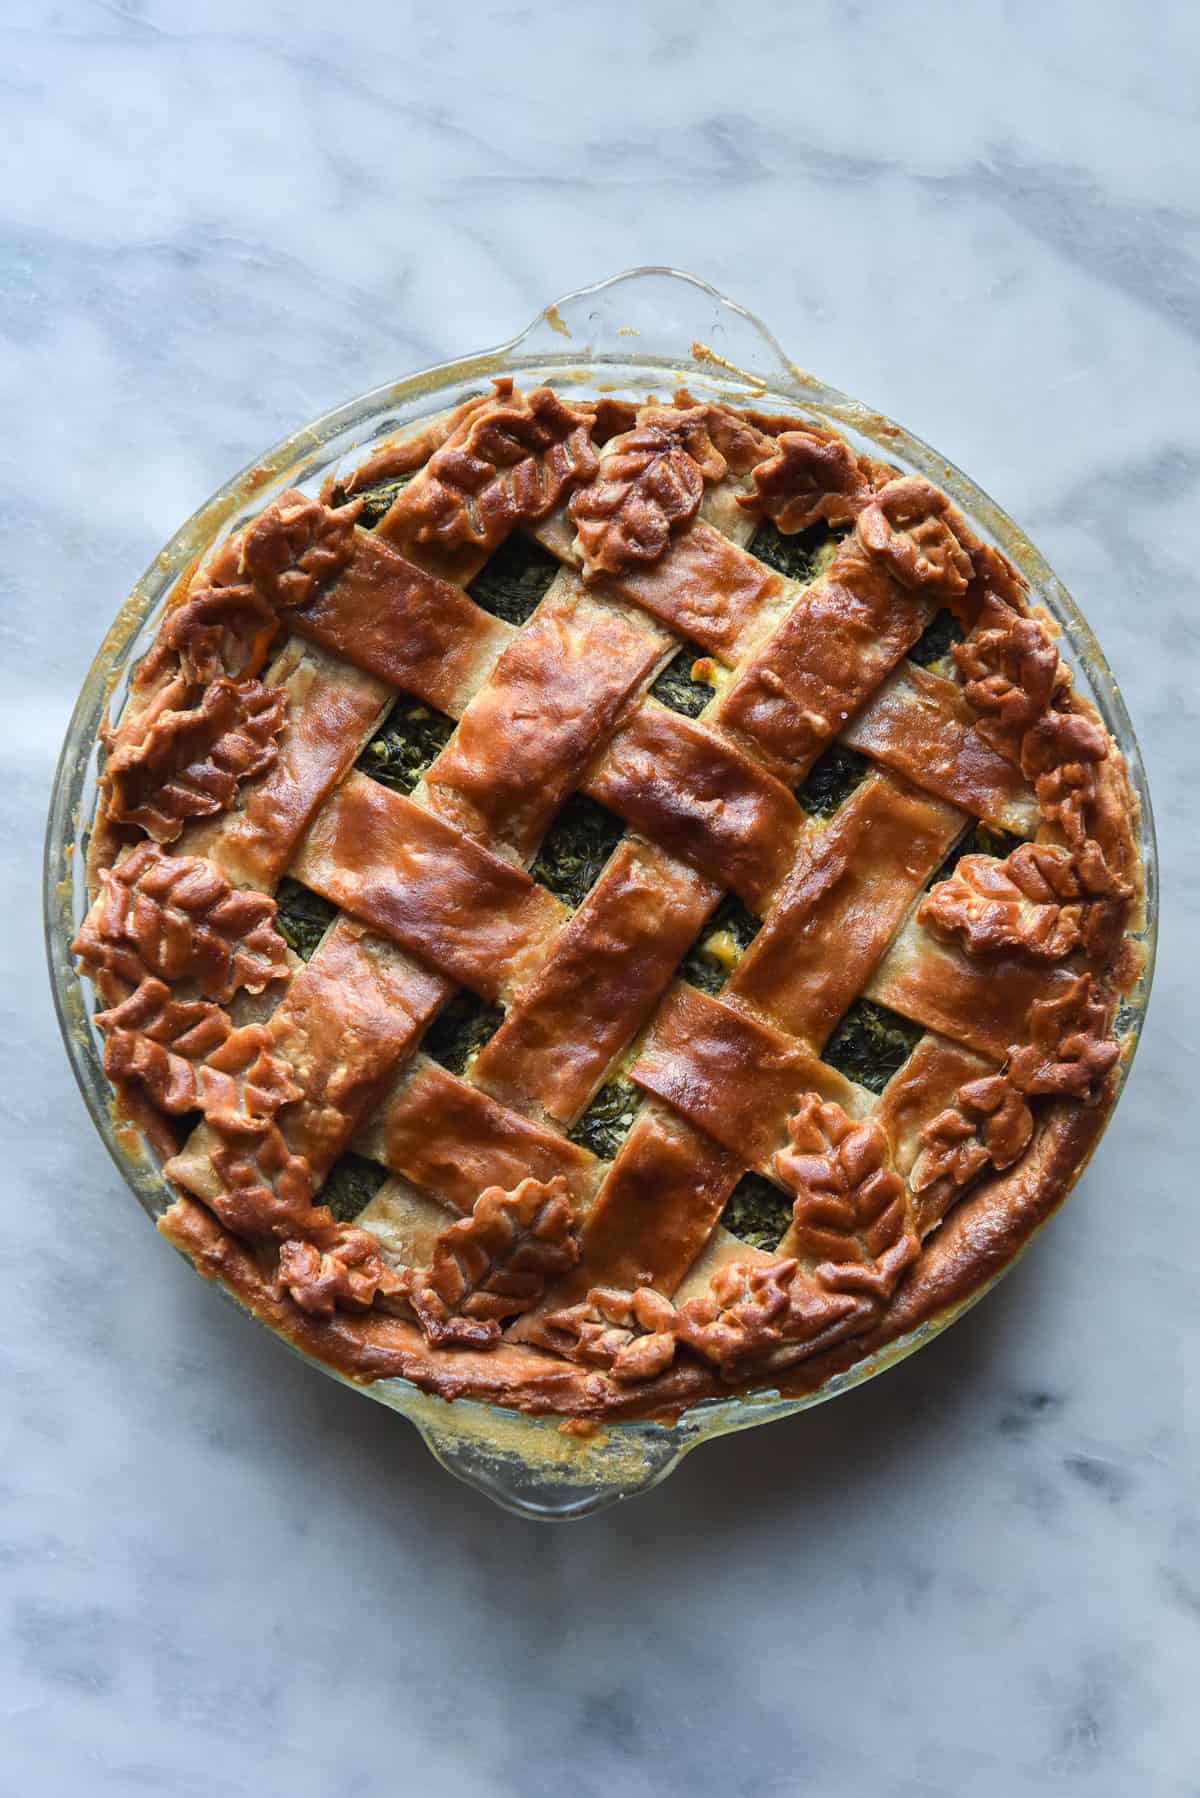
[137,490,362,687]
[1019,706,1111,850]
[1007,973,1120,1101]
[277,1224,407,1318]
[569,403,729,578]
[737,427,876,533]
[953,591,1062,762]
[72,840,290,1002]
[919,840,1132,965]
[383,383,599,551]
[543,1254,863,1385]
[857,475,975,604]
[772,1094,920,1302]
[911,1072,1034,1194]
[105,676,288,843]
[401,1177,580,1348]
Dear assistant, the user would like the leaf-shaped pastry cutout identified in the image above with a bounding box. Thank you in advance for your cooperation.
[1007,974,1119,1101]
[738,427,876,532]
[569,404,729,578]
[382,383,599,552]
[72,840,290,1001]
[95,977,239,1114]
[135,490,361,689]
[857,476,974,605]
[919,841,1131,964]
[403,1176,580,1348]
[773,1094,919,1301]
[106,677,288,843]
[911,1072,1033,1194]
[277,1223,407,1318]
[953,591,1061,762]
[1019,706,1110,850]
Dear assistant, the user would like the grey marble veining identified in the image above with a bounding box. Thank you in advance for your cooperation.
[3,3,1199,1792]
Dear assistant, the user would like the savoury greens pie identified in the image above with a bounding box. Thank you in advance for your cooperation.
[70,378,1144,1421]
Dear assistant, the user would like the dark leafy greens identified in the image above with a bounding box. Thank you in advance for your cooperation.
[322,1152,389,1223]
[796,743,871,819]
[650,643,717,719]
[720,1172,795,1253]
[273,878,338,961]
[822,997,924,1095]
[679,893,762,995]
[530,795,625,909]
[356,693,456,796]
[423,991,504,1077]
[467,535,559,624]
[569,1076,639,1160]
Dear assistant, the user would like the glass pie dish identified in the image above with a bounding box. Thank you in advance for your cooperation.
[45,268,1157,1519]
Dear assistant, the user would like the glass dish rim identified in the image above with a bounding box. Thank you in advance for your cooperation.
[44,266,1158,1520]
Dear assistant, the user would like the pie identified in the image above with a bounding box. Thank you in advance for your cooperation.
[71,378,1144,1421]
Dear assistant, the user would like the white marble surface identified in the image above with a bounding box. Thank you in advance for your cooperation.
[3,2,1198,1791]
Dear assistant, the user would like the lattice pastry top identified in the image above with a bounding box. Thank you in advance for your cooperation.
[73,378,1143,1421]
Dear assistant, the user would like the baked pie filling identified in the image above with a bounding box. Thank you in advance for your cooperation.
[72,381,1143,1420]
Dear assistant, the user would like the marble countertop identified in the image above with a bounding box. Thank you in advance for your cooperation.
[4,3,1198,1792]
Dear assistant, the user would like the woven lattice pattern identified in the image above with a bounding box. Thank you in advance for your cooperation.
[73,383,1135,1412]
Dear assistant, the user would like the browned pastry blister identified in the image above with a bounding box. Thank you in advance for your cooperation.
[70,380,1140,1419]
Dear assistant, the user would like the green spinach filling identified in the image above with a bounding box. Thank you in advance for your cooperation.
[907,610,965,675]
[273,878,338,961]
[467,536,559,624]
[679,893,762,995]
[720,1171,795,1253]
[796,743,871,819]
[321,1152,389,1223]
[423,991,504,1077]
[822,997,924,1094]
[331,470,417,529]
[569,1076,639,1160]
[750,518,841,583]
[650,643,717,718]
[356,693,456,796]
[530,795,625,909]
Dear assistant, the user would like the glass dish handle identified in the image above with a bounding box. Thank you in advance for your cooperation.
[501,265,808,399]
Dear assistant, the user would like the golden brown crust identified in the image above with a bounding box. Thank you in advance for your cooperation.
[841,661,1040,833]
[774,1096,919,1300]
[378,382,598,580]
[737,427,877,532]
[73,840,290,1002]
[156,1090,1108,1419]
[716,536,936,781]
[630,984,860,1168]
[400,1177,580,1348]
[858,477,975,609]
[473,841,717,1123]
[289,531,510,716]
[584,701,807,907]
[530,1101,742,1310]
[420,574,666,857]
[600,521,785,662]
[180,641,392,891]
[867,920,1080,1060]
[356,1059,596,1215]
[338,395,495,495]
[290,772,563,1000]
[75,383,1143,1424]
[728,772,963,1045]
[919,840,1132,964]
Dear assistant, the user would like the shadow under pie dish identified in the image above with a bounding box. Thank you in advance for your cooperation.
[48,272,1154,1511]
